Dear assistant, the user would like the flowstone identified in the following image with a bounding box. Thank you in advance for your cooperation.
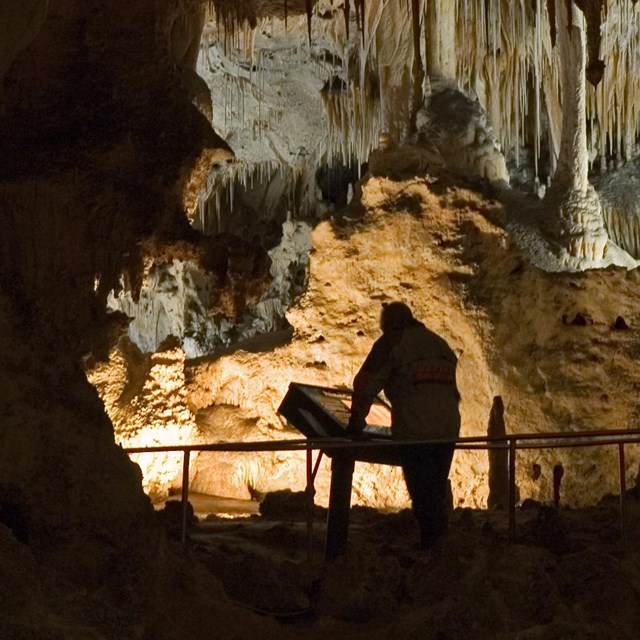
[543,183,608,266]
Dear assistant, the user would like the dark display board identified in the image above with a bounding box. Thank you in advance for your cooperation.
[278,383,391,436]
[278,382,400,465]
[279,382,405,558]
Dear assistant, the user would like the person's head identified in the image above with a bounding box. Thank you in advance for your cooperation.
[380,302,414,335]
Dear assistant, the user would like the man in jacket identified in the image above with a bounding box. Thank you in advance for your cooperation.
[347,302,460,548]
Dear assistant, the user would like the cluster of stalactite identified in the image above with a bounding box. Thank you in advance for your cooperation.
[203,0,640,263]
[205,1,640,177]
[457,0,640,175]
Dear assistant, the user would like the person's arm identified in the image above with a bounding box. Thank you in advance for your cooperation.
[347,337,394,436]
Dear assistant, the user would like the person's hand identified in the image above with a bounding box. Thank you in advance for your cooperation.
[346,416,368,439]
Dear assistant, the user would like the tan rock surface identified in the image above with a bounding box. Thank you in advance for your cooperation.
[96,163,640,509]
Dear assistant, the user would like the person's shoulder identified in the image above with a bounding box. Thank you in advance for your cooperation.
[407,320,432,340]
[375,332,400,354]
[412,323,456,354]
[412,321,443,340]
[362,333,396,370]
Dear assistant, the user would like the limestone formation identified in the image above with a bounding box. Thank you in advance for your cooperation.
[594,158,640,258]
[108,219,310,357]
[414,85,510,186]
[542,1,609,264]
[487,396,509,510]
[6,0,640,637]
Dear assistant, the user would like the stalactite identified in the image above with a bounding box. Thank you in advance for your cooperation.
[484,0,491,45]
[534,0,543,176]
[410,0,425,134]
[450,0,640,178]
[305,0,313,44]
[195,158,312,237]
[411,0,422,73]
[344,0,351,40]
[555,1,589,189]
[321,80,381,169]
[575,0,606,86]
[548,0,558,45]
[205,0,640,197]
[426,0,457,79]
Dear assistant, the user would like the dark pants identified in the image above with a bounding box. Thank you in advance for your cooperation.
[402,445,455,548]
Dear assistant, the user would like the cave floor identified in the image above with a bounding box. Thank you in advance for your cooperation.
[174,495,640,637]
[190,498,640,560]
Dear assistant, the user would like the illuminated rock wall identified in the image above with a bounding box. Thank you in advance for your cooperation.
[86,0,640,508]
[95,157,640,509]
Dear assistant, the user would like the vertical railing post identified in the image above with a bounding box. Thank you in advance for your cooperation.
[181,449,191,547]
[508,439,517,544]
[306,446,314,562]
[618,442,627,553]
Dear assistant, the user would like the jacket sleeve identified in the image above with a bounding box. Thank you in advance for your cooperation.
[349,337,394,430]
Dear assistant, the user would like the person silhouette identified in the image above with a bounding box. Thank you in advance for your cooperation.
[348,302,461,548]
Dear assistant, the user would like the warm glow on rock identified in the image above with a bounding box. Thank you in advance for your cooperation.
[87,340,202,496]
[89,169,640,510]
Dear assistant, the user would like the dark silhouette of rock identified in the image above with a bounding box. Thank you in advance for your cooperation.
[613,315,629,330]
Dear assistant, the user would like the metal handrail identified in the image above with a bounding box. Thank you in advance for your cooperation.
[124,427,640,453]
[124,427,640,552]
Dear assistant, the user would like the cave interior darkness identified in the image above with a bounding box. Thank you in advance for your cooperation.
[4,1,640,638]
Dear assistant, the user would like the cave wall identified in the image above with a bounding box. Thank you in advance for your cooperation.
[0,0,233,576]
[3,0,640,561]
[95,160,640,510]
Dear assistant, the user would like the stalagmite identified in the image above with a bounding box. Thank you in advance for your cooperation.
[543,0,609,263]
[487,396,509,510]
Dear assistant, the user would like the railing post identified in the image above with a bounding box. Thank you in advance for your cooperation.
[306,447,314,562]
[181,449,191,547]
[508,439,517,544]
[618,442,627,553]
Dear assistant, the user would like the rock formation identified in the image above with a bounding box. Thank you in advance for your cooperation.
[542,0,609,265]
[4,0,640,637]
[0,0,232,601]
